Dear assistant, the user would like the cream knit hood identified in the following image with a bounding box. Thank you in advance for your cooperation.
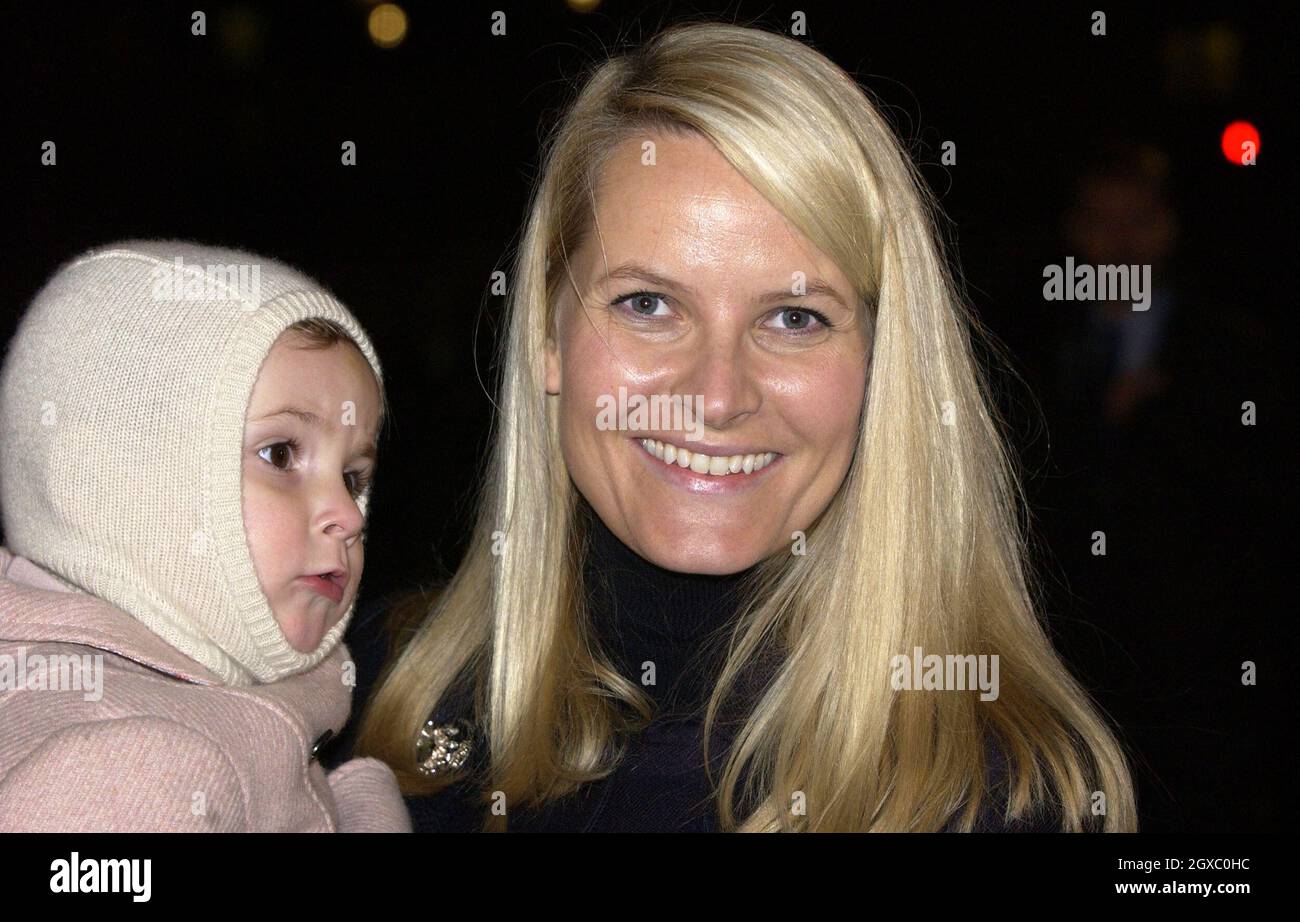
[0,240,384,685]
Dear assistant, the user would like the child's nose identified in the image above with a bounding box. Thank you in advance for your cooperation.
[320,481,365,542]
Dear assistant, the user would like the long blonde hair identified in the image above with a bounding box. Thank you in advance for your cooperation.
[356,20,1137,831]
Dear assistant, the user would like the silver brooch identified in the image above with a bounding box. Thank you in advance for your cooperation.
[415,717,475,777]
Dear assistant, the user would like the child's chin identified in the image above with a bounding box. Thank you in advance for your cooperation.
[285,632,324,653]
[277,612,336,653]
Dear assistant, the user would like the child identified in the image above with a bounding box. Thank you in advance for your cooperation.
[0,240,411,831]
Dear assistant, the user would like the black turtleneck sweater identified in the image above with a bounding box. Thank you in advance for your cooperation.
[400,514,764,832]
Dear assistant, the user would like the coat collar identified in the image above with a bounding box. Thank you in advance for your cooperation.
[0,547,354,739]
[0,547,223,685]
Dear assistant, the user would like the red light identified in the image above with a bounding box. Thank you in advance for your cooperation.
[1220,121,1260,166]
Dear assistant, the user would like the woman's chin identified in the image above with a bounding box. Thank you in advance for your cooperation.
[628,524,774,575]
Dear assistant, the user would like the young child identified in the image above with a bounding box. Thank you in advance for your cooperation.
[0,240,410,831]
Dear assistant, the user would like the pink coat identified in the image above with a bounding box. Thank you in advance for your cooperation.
[0,547,411,832]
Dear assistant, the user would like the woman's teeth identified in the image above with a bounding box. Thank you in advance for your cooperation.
[638,438,775,476]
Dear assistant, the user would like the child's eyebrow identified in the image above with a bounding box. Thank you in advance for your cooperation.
[254,406,325,427]
[255,406,380,464]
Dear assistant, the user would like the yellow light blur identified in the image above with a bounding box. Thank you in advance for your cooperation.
[368,3,407,49]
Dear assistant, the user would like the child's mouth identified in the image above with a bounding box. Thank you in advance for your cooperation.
[297,570,346,604]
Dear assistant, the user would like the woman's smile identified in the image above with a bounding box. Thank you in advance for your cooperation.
[631,435,782,495]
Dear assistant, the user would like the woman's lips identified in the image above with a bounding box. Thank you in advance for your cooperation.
[297,574,344,603]
[630,436,782,495]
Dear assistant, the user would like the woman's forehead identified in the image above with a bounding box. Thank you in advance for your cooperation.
[581,134,856,302]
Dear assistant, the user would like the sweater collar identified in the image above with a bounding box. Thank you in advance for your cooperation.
[582,513,758,718]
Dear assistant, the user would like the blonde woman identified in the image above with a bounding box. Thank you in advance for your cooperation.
[354,21,1137,832]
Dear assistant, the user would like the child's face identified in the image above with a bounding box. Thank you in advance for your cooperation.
[241,331,382,653]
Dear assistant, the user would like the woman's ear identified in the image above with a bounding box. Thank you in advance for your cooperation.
[545,335,561,395]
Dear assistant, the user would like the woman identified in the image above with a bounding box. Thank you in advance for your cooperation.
[354,21,1137,832]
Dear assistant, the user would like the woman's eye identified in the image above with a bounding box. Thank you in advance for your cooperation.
[608,293,831,335]
[257,441,296,470]
[612,291,672,319]
[767,307,831,333]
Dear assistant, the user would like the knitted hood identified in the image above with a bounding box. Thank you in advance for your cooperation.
[0,240,384,685]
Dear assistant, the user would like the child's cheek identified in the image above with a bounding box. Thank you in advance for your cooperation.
[240,469,301,593]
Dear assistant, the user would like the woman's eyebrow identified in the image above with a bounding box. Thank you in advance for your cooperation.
[597,262,697,296]
[756,279,849,309]
[596,261,849,309]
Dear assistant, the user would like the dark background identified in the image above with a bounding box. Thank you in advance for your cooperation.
[0,1,1292,831]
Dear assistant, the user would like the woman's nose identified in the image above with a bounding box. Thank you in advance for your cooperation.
[673,330,762,430]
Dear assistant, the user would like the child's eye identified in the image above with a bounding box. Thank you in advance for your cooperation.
[345,469,373,498]
[255,440,373,501]
[257,440,298,470]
